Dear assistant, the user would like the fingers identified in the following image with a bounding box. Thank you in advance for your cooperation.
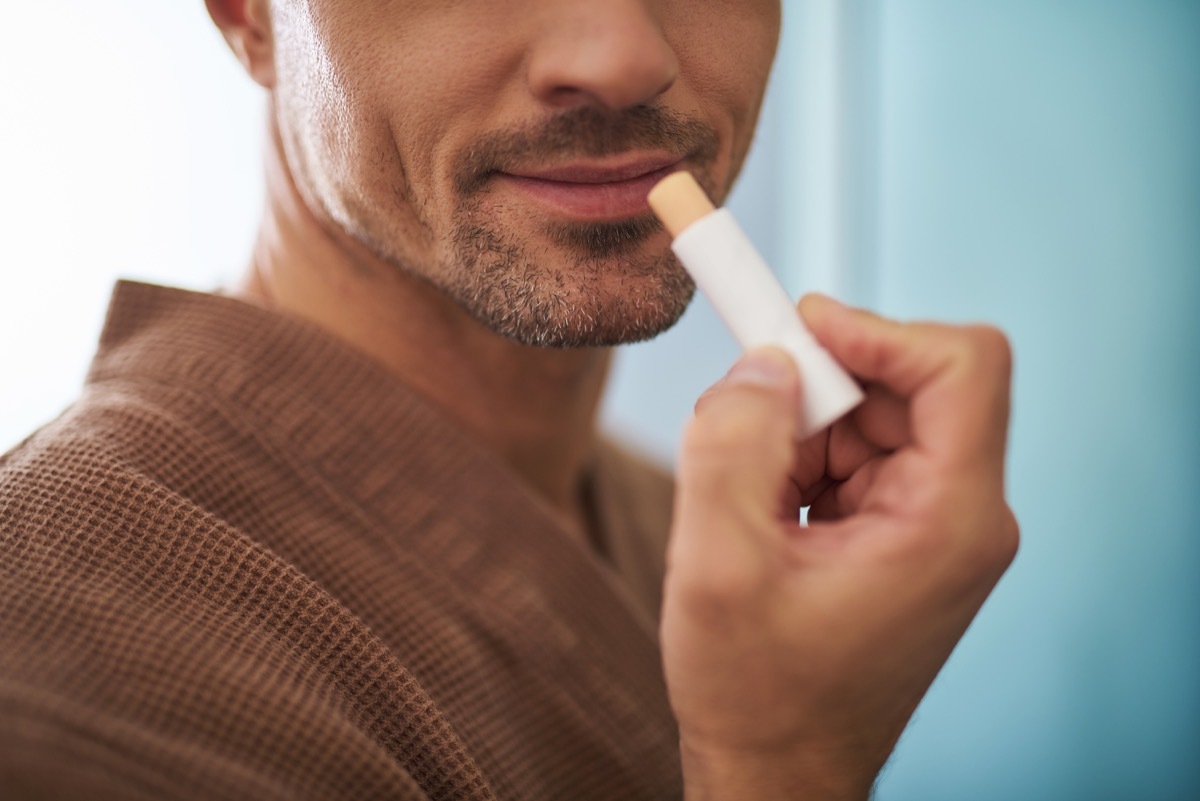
[678,347,799,519]
[825,414,877,481]
[806,456,885,522]
[695,351,830,501]
[671,347,800,584]
[852,384,909,452]
[799,294,1013,469]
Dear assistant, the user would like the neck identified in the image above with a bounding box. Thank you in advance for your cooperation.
[233,120,612,537]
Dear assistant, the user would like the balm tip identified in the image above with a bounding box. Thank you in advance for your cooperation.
[648,171,716,238]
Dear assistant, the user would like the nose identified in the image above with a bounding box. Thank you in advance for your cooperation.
[526,1,678,111]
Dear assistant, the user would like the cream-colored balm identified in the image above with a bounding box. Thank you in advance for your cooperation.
[648,172,864,437]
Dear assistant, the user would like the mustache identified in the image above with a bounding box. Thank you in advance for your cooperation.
[455,105,720,195]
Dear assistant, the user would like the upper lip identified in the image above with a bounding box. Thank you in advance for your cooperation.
[501,153,683,184]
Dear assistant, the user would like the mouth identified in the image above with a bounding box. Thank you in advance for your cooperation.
[493,154,684,222]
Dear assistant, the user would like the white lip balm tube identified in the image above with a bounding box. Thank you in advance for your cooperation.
[648,171,864,438]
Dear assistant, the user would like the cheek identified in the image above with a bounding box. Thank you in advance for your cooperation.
[302,18,512,217]
[272,8,367,197]
[272,19,422,233]
[703,9,778,115]
[673,7,779,179]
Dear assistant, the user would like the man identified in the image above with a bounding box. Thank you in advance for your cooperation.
[0,1,1018,799]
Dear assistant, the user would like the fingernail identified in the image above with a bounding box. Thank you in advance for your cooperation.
[726,349,793,388]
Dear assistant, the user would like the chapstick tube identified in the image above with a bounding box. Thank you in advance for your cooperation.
[647,171,864,437]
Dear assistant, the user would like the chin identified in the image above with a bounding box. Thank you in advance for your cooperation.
[442,213,696,348]
[458,263,696,348]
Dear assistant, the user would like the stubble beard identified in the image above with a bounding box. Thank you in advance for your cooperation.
[440,208,697,348]
[346,105,719,348]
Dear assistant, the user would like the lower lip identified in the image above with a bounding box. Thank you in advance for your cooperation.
[494,165,677,221]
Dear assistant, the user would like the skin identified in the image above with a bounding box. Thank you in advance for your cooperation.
[207,1,1018,798]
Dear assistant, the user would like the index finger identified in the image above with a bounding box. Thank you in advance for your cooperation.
[799,295,1014,469]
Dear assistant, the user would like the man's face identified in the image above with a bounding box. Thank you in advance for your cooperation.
[269,0,781,347]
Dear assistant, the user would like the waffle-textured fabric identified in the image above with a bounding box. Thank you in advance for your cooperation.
[0,282,682,800]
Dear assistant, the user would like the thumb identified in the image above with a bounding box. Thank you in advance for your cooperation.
[673,347,800,572]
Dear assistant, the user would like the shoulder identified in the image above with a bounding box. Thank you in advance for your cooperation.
[0,414,436,800]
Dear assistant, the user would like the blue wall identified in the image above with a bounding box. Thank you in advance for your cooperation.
[871,2,1200,799]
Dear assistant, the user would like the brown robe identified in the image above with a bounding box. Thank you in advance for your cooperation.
[0,282,682,800]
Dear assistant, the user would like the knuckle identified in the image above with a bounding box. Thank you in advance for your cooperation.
[960,501,1020,583]
[843,326,889,378]
[967,324,1014,377]
[904,481,1020,579]
[990,506,1021,570]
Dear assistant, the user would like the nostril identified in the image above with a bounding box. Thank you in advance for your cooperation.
[527,18,678,112]
[541,86,597,110]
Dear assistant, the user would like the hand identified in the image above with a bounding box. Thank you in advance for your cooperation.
[661,295,1019,800]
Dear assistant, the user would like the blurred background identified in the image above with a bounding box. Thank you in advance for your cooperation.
[2,2,1197,799]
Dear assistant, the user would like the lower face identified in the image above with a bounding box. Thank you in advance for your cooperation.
[272,1,781,347]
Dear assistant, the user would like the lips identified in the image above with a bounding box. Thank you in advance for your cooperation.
[494,155,682,222]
